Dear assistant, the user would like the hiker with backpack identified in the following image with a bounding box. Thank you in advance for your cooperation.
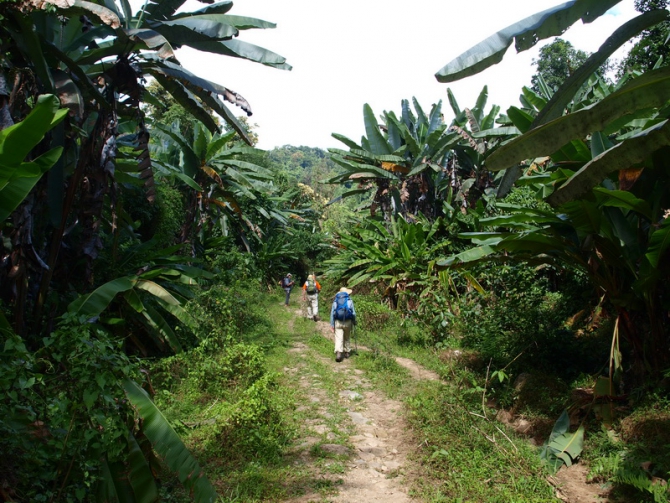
[279,273,295,306]
[330,287,357,362]
[301,274,322,321]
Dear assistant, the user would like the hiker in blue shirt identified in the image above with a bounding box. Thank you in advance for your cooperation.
[279,273,295,306]
[330,287,356,362]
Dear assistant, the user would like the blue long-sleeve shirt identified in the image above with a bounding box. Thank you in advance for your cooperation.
[330,294,356,326]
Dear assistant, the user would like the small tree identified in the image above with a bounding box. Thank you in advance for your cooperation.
[531,38,590,93]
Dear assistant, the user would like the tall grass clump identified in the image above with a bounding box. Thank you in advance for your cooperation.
[149,285,295,499]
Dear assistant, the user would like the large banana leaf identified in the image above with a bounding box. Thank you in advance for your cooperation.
[68,277,137,318]
[533,9,670,127]
[435,0,623,83]
[126,431,160,503]
[646,217,670,268]
[547,120,670,206]
[171,0,233,18]
[539,409,584,473]
[151,73,220,134]
[185,39,291,70]
[363,103,392,155]
[486,66,670,172]
[124,379,218,502]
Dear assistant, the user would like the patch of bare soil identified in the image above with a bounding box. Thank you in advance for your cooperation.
[550,464,612,503]
[281,316,416,502]
[291,310,607,503]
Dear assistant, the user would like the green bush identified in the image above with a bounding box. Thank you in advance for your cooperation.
[451,263,605,380]
[0,317,140,502]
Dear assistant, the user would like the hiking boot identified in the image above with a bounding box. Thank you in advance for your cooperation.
[344,352,350,359]
[335,352,343,362]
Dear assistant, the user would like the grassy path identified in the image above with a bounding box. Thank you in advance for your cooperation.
[159,289,561,502]
[267,302,422,502]
[262,293,559,503]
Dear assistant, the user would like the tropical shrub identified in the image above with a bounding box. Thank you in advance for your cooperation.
[0,317,140,501]
[451,263,607,379]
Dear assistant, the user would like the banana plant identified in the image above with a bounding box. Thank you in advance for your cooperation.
[149,121,277,250]
[435,3,670,207]
[68,244,213,354]
[327,92,512,221]
[441,184,670,375]
[0,0,290,334]
[0,94,67,221]
[324,213,454,308]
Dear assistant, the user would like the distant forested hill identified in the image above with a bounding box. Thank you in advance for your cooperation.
[267,146,340,200]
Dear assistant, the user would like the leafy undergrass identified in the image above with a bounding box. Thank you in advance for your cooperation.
[152,284,560,502]
[152,286,362,502]
[304,286,558,502]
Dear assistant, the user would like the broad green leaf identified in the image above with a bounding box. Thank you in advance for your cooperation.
[435,0,622,83]
[533,9,670,127]
[0,150,63,222]
[126,28,174,58]
[547,120,670,206]
[124,289,145,313]
[135,280,180,306]
[363,104,392,155]
[141,305,183,353]
[185,39,291,70]
[68,277,137,318]
[521,86,547,112]
[157,15,239,40]
[151,72,220,134]
[593,188,652,219]
[646,217,670,268]
[0,95,67,166]
[205,130,236,159]
[126,432,160,503]
[488,66,670,172]
[172,172,204,191]
[506,106,534,133]
[438,245,496,267]
[331,133,362,150]
[447,88,462,118]
[171,0,233,18]
[123,380,218,502]
[98,459,135,502]
[472,126,520,138]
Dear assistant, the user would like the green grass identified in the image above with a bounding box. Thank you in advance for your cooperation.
[152,285,563,502]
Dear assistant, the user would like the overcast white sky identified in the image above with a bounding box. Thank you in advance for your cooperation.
[175,0,639,150]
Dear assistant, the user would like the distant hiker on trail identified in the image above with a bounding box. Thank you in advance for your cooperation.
[302,274,322,321]
[330,287,356,362]
[280,273,295,306]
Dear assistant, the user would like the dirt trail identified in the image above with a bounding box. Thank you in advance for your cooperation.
[282,310,442,502]
[282,306,606,503]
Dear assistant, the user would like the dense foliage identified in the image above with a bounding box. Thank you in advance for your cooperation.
[2,0,670,500]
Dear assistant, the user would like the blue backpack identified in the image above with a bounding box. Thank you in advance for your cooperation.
[334,292,354,321]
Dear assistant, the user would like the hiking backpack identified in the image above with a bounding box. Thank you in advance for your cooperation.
[334,292,354,321]
[306,278,317,294]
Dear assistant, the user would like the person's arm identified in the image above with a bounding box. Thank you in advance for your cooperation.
[350,300,357,325]
[302,282,307,300]
[330,300,336,331]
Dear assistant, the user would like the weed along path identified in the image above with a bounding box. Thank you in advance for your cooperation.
[262,298,618,503]
[278,307,440,503]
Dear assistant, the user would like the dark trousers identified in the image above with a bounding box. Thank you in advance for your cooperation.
[284,287,292,305]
